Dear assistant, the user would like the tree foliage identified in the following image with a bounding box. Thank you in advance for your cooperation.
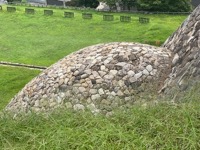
[99,0,118,9]
[99,0,137,10]
[7,0,22,3]
[121,0,137,10]
[100,0,192,12]
[66,0,99,8]
[136,0,192,12]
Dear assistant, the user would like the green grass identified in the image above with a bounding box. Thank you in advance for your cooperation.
[0,99,200,149]
[0,66,40,110]
[0,5,187,66]
[1,6,199,149]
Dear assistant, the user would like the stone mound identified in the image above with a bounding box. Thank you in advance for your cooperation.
[160,5,200,99]
[6,42,171,114]
[7,5,200,114]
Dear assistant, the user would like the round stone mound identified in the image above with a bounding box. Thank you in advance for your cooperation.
[6,42,171,114]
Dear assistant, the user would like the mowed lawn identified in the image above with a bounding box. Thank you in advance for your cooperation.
[0,66,40,110]
[0,5,187,66]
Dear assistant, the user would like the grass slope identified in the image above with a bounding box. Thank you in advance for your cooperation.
[0,66,40,110]
[0,100,200,149]
[0,5,187,66]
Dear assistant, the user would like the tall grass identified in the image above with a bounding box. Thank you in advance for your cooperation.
[0,99,200,149]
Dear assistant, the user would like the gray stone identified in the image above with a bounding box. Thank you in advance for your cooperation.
[87,103,99,114]
[104,74,114,80]
[118,80,124,86]
[85,69,92,75]
[110,70,118,75]
[34,100,40,107]
[59,79,64,85]
[172,53,179,66]
[56,97,62,104]
[96,78,104,84]
[82,82,88,87]
[89,89,98,95]
[98,71,107,77]
[125,97,131,102]
[143,69,149,76]
[104,59,111,65]
[146,65,153,72]
[73,104,85,111]
[65,102,73,109]
[98,88,105,95]
[106,111,113,117]
[79,87,86,93]
[129,77,137,83]
[74,70,79,76]
[134,72,142,79]
[117,90,124,96]
[101,99,111,105]
[92,71,100,78]
[81,74,89,79]
[127,70,135,77]
[100,65,106,71]
[91,94,101,101]
[50,102,57,108]
[116,62,127,67]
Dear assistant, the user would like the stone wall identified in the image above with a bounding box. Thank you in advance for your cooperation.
[160,5,200,99]
[6,42,171,115]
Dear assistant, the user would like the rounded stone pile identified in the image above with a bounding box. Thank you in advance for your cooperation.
[6,42,171,115]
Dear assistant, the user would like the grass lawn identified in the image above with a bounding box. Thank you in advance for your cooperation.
[0,5,187,66]
[1,99,200,149]
[1,5,199,149]
[0,66,40,110]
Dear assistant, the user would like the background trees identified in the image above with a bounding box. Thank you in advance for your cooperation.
[100,0,192,12]
[137,0,192,12]
[99,0,137,10]
[66,0,99,8]
[121,0,137,10]
[6,0,192,12]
